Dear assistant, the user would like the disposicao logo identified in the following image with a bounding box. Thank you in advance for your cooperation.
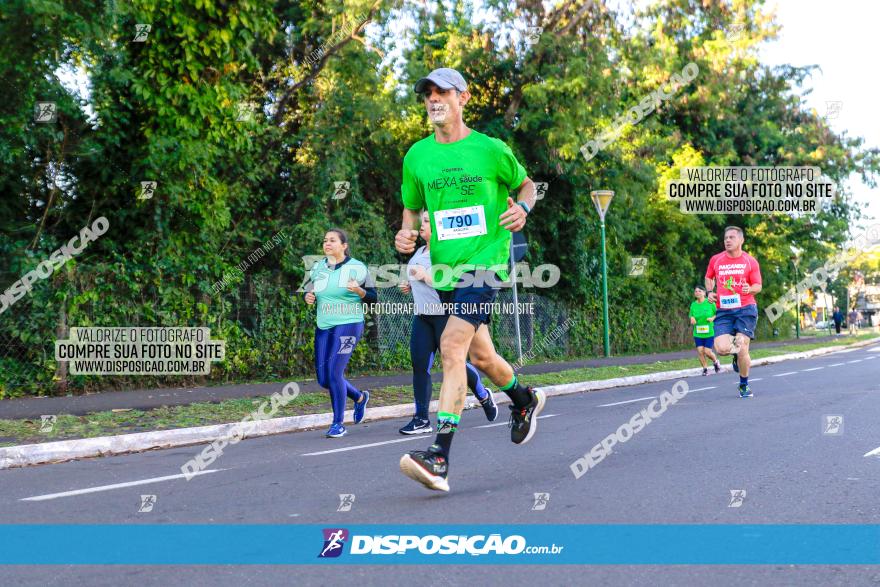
[349,533,527,555]
[318,528,349,558]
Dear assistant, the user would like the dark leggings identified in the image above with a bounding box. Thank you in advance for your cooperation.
[411,314,487,420]
[315,322,365,425]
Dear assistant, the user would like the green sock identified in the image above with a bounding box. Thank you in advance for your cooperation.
[434,412,460,459]
[499,375,532,408]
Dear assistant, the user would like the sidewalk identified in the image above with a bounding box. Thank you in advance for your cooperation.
[0,334,846,420]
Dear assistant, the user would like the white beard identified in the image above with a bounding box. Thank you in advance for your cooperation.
[428,103,450,123]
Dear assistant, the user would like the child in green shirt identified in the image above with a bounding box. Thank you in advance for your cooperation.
[690,286,721,376]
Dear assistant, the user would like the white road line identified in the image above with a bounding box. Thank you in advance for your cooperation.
[597,386,717,408]
[847,359,863,364]
[19,469,225,502]
[302,437,424,456]
[598,396,655,407]
[829,363,845,367]
[773,372,797,377]
[864,446,880,458]
[475,414,559,429]
[864,356,877,361]
[803,367,824,372]
[749,378,763,382]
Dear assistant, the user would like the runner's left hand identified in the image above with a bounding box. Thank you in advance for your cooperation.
[347,280,364,297]
[741,283,751,294]
[499,197,527,232]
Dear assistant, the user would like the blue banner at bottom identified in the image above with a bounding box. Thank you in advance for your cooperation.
[0,525,878,565]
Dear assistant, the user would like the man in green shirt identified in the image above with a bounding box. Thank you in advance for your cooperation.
[394,67,545,492]
[690,286,721,376]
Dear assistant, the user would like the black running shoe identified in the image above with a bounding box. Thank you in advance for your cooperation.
[398,417,432,435]
[732,353,739,373]
[509,387,546,445]
[713,360,721,373]
[399,445,449,492]
[479,389,498,422]
[702,367,708,376]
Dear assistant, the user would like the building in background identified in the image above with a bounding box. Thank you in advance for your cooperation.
[848,282,880,326]
[812,289,835,325]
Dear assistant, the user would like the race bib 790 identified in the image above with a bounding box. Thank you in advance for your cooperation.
[434,206,487,241]
[695,325,710,334]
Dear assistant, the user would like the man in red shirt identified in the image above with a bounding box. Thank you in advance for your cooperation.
[705,226,763,398]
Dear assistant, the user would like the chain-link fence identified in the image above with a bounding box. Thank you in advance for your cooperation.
[1,264,577,398]
[0,327,47,397]
[374,286,571,362]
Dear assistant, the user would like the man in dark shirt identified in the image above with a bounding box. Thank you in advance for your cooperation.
[832,306,843,335]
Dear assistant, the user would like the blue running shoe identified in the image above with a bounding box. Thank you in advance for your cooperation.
[353,390,370,424]
[732,353,739,373]
[738,384,753,398]
[326,423,347,438]
[479,389,498,422]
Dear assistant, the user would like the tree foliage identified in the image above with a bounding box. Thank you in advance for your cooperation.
[1,0,876,396]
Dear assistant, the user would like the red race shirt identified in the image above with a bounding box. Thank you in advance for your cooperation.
[705,251,762,310]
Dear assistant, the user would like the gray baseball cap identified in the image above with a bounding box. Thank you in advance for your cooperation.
[413,67,468,94]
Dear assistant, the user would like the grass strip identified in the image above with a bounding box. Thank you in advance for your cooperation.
[0,334,874,447]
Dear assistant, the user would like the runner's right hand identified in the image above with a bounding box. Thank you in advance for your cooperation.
[395,229,418,254]
[399,281,411,294]
[690,317,696,325]
[305,292,316,304]
[410,266,428,282]
[708,292,717,304]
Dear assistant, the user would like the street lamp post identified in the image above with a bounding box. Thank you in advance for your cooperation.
[509,233,528,365]
[790,246,801,339]
[591,190,614,357]
[824,287,833,336]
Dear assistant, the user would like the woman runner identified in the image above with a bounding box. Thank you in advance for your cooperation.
[398,212,497,434]
[304,229,375,437]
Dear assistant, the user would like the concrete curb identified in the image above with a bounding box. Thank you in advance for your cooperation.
[2,337,877,470]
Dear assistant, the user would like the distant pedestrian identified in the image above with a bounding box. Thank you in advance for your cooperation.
[832,306,843,335]
[848,308,859,335]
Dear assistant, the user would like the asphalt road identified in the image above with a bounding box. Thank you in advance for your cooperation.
[2,343,879,585]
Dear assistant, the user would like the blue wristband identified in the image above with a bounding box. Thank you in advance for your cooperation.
[516,201,531,215]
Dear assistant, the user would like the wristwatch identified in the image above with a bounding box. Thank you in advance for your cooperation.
[516,201,531,215]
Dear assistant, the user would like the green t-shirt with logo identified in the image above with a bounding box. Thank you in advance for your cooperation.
[689,299,716,338]
[400,130,528,290]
